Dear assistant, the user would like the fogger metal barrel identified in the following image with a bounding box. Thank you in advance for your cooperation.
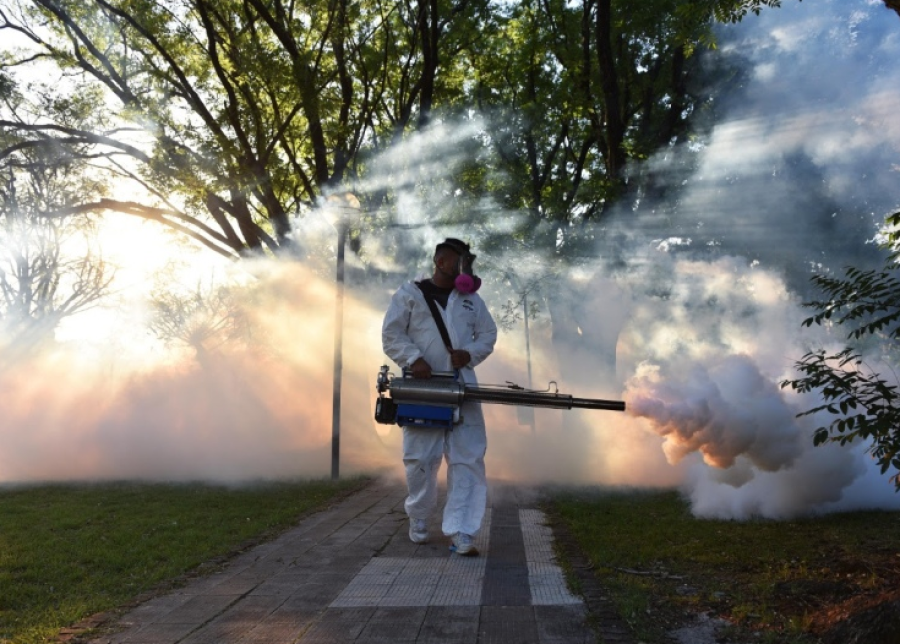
[464,386,625,411]
[375,366,625,428]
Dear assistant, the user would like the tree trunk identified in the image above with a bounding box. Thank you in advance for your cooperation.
[594,0,625,184]
[417,0,440,128]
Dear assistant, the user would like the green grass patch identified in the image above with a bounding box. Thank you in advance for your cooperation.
[549,488,900,643]
[0,476,369,644]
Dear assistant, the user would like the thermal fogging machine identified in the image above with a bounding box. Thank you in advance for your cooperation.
[374,365,625,429]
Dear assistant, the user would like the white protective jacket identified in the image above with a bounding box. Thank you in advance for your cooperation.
[382,279,498,537]
[382,280,497,383]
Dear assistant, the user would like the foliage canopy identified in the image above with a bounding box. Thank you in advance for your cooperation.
[0,0,793,262]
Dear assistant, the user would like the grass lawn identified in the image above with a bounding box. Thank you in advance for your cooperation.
[0,476,369,644]
[549,488,900,643]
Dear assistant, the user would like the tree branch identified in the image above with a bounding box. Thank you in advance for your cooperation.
[44,199,241,260]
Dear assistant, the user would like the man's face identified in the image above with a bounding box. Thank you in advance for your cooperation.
[437,250,461,277]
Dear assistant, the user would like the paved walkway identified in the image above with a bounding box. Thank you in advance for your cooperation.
[83,479,632,644]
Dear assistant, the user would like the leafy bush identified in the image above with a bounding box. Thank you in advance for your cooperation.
[782,211,900,489]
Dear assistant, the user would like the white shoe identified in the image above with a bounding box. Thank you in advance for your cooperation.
[450,532,478,556]
[409,518,428,544]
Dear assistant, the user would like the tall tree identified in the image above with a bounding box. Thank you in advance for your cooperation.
[0,72,111,354]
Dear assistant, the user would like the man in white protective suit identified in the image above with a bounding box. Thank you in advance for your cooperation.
[382,238,498,556]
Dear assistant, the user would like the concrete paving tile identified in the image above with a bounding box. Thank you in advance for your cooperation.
[537,631,596,644]
[412,547,451,559]
[331,589,386,604]
[480,606,536,622]
[286,582,345,603]
[305,572,361,586]
[178,620,251,644]
[376,544,417,558]
[361,557,405,573]
[284,557,331,572]
[240,620,308,644]
[477,617,540,644]
[361,529,400,543]
[424,605,480,620]
[326,555,374,570]
[400,557,443,572]
[418,618,480,641]
[527,562,564,575]
[249,578,305,596]
[213,594,285,621]
[321,606,378,621]
[272,539,316,554]
[153,594,239,624]
[429,589,481,606]
[117,594,194,625]
[243,559,302,577]
[202,575,261,596]
[351,570,397,584]
[331,593,386,607]
[358,619,424,640]
[296,619,367,642]
[531,590,583,606]
[176,572,237,594]
[262,606,320,625]
[377,593,434,607]
[369,606,428,622]
[113,621,197,643]
[446,557,486,572]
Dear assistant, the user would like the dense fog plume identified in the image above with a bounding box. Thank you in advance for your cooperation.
[615,253,897,519]
[0,260,396,483]
[628,356,803,473]
[601,0,900,517]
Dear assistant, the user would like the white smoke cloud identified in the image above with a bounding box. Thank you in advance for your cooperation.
[615,251,900,519]
[627,355,803,472]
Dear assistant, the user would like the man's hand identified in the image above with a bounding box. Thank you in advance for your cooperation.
[450,350,471,369]
[410,357,432,379]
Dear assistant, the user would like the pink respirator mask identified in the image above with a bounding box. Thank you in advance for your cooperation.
[454,252,481,294]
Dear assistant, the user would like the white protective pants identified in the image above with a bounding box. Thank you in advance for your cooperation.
[402,400,487,537]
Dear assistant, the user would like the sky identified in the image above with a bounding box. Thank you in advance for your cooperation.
[2,0,899,519]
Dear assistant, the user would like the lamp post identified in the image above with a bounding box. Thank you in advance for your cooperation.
[326,192,359,480]
[504,269,537,431]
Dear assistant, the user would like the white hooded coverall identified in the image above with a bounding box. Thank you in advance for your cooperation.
[382,280,498,537]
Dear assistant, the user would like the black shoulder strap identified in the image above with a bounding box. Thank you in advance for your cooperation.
[416,281,453,351]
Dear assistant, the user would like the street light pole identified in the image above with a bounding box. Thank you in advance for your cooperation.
[327,193,359,480]
[331,221,347,480]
